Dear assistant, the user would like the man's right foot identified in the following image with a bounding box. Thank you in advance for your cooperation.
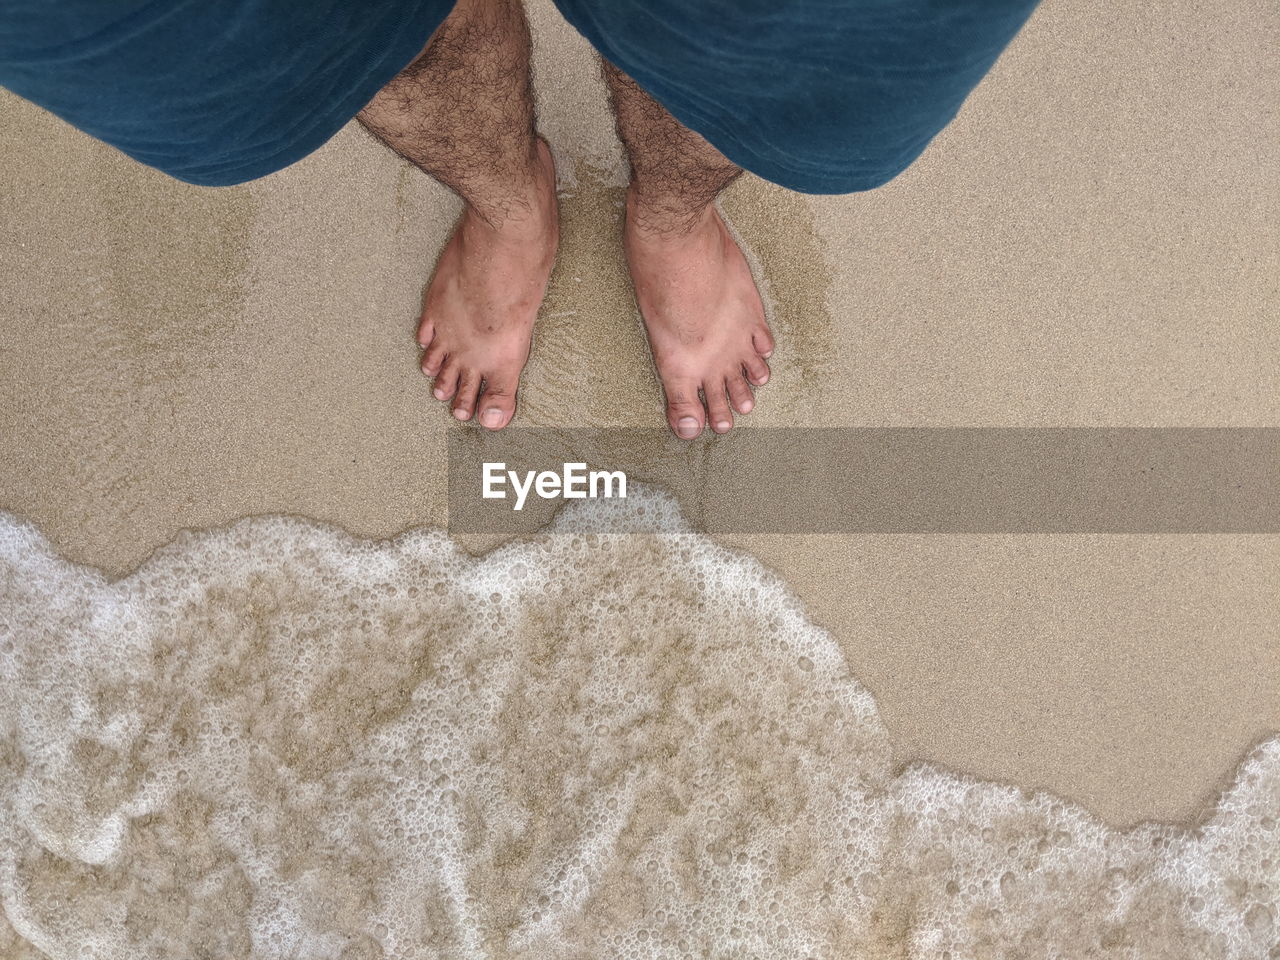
[418,138,559,430]
[623,190,774,438]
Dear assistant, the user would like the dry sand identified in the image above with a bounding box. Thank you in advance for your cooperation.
[1,0,1277,827]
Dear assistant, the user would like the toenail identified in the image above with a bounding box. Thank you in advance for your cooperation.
[481,408,503,428]
[677,417,700,438]
[741,398,754,413]
[433,388,447,400]
[715,420,731,432]
[452,407,470,420]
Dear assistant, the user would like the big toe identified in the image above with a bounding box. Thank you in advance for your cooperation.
[664,378,705,439]
[476,373,519,430]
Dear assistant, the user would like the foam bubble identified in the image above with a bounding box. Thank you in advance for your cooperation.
[0,490,1275,958]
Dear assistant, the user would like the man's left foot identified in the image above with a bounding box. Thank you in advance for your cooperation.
[624,192,774,438]
[418,138,559,429]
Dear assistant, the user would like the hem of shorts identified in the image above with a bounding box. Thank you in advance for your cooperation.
[689,127,922,196]
[547,3,923,196]
[148,0,449,187]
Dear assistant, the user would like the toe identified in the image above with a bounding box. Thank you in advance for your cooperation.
[704,380,734,434]
[752,327,775,359]
[416,314,435,350]
[476,375,518,430]
[664,378,705,439]
[727,375,755,415]
[452,369,481,421]
[431,359,459,401]
[422,342,448,378]
[744,354,770,387]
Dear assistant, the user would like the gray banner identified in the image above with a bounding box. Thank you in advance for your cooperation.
[447,428,1280,534]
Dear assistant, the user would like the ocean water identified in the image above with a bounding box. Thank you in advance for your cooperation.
[0,491,1275,959]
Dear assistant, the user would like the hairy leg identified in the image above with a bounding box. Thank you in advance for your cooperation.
[602,62,774,438]
[359,0,557,429]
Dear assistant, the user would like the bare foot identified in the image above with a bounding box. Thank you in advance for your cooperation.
[418,138,558,429]
[624,192,774,438]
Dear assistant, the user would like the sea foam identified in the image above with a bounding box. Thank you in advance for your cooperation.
[0,491,1275,958]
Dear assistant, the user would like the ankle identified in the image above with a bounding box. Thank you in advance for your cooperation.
[625,184,714,242]
[464,142,557,236]
[625,183,713,239]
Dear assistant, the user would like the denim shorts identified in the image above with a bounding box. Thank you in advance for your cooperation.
[0,0,1040,191]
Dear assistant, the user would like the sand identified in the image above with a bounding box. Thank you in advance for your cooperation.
[1,0,1277,830]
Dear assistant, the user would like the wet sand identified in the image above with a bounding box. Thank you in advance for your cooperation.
[1,0,1277,827]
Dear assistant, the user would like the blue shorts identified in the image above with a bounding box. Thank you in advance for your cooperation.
[0,0,1040,192]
